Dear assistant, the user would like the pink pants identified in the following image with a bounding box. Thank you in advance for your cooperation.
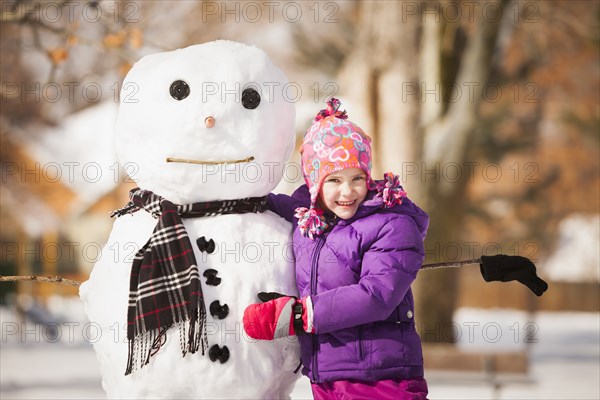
[311,377,428,400]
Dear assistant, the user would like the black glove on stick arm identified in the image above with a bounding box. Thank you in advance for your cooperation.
[479,254,549,297]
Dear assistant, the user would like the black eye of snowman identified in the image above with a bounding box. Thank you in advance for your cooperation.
[241,88,261,109]
[170,80,190,101]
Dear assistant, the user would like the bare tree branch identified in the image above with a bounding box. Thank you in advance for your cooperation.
[420,258,481,271]
[0,258,484,289]
[0,275,81,287]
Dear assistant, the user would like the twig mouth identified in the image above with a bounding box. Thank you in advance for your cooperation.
[166,156,255,165]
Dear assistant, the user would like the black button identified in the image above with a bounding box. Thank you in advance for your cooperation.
[209,344,230,364]
[196,236,216,253]
[209,300,229,319]
[203,269,221,286]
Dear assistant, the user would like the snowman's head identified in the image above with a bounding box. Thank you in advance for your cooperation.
[115,41,296,203]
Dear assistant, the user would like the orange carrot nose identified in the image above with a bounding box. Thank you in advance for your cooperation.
[205,116,215,128]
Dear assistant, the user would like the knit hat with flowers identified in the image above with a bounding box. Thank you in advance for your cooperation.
[295,98,409,239]
[295,98,374,238]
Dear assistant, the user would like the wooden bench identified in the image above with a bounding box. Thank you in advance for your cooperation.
[423,343,534,395]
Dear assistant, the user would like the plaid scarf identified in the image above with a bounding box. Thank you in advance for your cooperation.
[111,188,268,375]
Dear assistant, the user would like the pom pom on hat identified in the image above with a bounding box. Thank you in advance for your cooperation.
[314,98,347,122]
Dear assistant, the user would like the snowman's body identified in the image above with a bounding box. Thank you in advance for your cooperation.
[80,41,300,399]
[83,211,299,399]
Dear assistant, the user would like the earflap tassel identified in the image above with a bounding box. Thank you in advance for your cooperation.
[295,207,329,240]
[376,172,407,208]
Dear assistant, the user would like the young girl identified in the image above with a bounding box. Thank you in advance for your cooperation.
[243,98,430,399]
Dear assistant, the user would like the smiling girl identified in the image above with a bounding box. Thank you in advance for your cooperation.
[318,167,368,220]
[244,98,430,399]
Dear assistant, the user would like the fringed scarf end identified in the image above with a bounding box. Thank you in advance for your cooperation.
[187,300,209,356]
[111,201,140,218]
[125,319,203,377]
[125,327,169,376]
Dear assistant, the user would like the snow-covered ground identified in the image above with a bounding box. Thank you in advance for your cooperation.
[1,298,598,399]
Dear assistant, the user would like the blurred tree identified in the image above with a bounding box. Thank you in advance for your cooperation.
[0,0,146,127]
[1,0,597,332]
[465,0,600,260]
[335,0,510,342]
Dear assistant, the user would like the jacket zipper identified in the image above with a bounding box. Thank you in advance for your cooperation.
[310,235,326,382]
[358,326,364,360]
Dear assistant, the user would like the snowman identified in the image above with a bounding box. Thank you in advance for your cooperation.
[79,41,300,399]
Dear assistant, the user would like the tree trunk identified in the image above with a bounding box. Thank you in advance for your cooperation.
[338,1,420,177]
[339,0,508,343]
[416,0,508,341]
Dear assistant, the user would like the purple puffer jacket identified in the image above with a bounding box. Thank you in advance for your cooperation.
[267,184,429,383]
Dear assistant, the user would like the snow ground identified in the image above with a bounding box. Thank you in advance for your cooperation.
[1,300,598,400]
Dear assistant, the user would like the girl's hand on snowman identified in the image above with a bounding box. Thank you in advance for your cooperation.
[479,254,549,296]
[243,292,314,340]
